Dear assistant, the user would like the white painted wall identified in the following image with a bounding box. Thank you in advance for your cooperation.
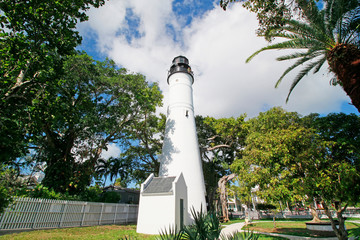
[174,174,188,227]
[136,193,175,234]
[159,70,207,217]
[136,174,188,235]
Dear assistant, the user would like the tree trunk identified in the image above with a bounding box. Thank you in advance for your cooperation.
[309,201,321,223]
[218,173,236,222]
[321,200,348,240]
[327,43,360,113]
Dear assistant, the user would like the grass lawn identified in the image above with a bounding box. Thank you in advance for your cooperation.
[243,220,360,238]
[0,225,157,240]
[1,221,359,239]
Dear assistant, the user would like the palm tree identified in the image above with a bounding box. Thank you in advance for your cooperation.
[95,158,111,187]
[246,0,360,112]
[108,157,131,185]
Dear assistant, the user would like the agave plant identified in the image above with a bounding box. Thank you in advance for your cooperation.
[158,226,184,240]
[220,230,260,240]
[156,206,259,240]
[181,207,222,240]
[246,0,360,111]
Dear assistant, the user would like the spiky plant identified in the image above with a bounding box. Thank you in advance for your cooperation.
[246,0,360,111]
[156,206,222,240]
[221,230,260,240]
[157,226,184,240]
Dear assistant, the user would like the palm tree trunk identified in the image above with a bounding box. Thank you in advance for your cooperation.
[327,43,360,112]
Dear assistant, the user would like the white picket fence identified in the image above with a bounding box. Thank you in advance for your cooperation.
[0,197,138,231]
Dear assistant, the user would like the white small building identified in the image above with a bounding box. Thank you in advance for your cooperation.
[136,173,188,234]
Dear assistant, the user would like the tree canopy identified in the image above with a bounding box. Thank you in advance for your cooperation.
[221,0,360,112]
[0,0,106,164]
[231,107,360,240]
[27,52,162,193]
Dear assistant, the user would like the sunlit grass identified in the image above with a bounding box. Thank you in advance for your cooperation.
[243,221,360,238]
[0,225,157,240]
[1,221,359,239]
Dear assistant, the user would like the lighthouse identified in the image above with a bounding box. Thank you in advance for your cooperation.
[136,56,206,234]
[159,56,207,212]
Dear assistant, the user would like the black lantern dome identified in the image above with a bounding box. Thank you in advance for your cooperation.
[167,56,194,84]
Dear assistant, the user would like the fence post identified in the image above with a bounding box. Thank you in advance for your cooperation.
[125,205,129,224]
[113,204,118,224]
[81,202,87,226]
[32,199,43,229]
[59,201,68,228]
[99,203,104,225]
[0,202,9,229]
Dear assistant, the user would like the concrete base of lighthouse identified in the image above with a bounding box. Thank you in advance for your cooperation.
[136,173,188,235]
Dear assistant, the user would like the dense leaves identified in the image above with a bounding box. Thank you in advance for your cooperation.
[28,53,162,194]
[221,0,360,111]
[231,107,360,240]
[196,115,247,211]
[0,0,106,164]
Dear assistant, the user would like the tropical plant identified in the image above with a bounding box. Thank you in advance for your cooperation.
[220,230,259,240]
[231,107,360,240]
[157,207,259,240]
[108,157,133,185]
[95,158,112,187]
[245,0,360,111]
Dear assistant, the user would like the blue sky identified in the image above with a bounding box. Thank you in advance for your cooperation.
[77,0,358,159]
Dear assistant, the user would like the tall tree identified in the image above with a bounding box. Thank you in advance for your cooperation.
[123,113,166,184]
[231,107,360,240]
[95,158,112,187]
[0,0,106,163]
[196,115,247,211]
[221,0,360,112]
[28,53,162,193]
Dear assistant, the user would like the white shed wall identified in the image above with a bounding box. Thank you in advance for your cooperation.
[136,194,175,235]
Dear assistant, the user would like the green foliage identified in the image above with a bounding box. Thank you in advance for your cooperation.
[220,230,260,240]
[158,226,184,240]
[123,113,166,184]
[196,115,247,210]
[100,191,121,203]
[183,208,222,240]
[0,0,106,165]
[0,164,28,213]
[244,0,360,103]
[27,53,162,194]
[220,0,293,39]
[157,207,259,240]
[0,165,15,213]
[28,185,71,200]
[157,207,222,240]
[22,184,123,203]
[231,107,360,240]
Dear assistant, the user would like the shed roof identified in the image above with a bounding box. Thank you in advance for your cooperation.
[143,176,176,194]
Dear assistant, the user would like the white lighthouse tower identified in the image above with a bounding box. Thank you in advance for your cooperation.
[159,56,207,212]
[136,56,206,234]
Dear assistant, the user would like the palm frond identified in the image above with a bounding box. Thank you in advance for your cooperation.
[275,50,323,88]
[313,55,327,73]
[286,59,325,102]
[246,38,322,63]
[276,52,309,61]
[283,20,332,46]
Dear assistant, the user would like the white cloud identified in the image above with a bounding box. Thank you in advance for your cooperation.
[78,0,355,119]
[100,143,121,159]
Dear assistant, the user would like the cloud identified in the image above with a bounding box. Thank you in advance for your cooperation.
[78,0,354,119]
[100,143,121,159]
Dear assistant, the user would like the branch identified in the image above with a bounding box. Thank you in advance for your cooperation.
[206,144,231,151]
